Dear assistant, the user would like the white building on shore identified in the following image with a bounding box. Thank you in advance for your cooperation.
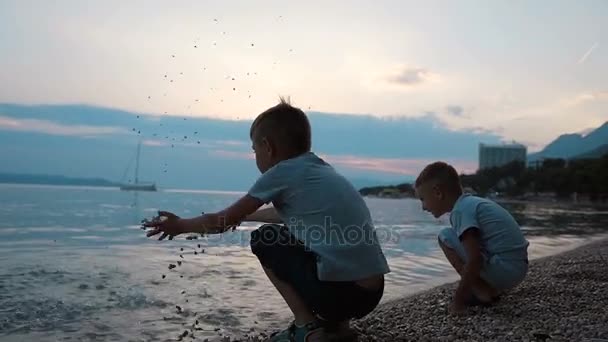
[478,142,527,170]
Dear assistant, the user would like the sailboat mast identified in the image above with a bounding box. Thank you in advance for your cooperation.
[134,140,141,185]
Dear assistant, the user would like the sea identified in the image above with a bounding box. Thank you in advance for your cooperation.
[1,183,607,341]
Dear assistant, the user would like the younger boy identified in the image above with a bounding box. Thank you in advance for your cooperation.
[414,162,529,315]
[144,98,390,341]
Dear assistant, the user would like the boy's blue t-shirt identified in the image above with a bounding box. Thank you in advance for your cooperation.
[449,193,529,260]
[248,152,391,281]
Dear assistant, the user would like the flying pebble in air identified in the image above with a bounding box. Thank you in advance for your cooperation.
[148,96,151,99]
[194,131,198,134]
[171,55,175,58]
[233,88,236,91]
[137,115,140,118]
[197,141,200,144]
[251,43,254,47]
[194,45,197,48]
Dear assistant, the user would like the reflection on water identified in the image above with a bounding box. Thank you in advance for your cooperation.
[0,184,607,341]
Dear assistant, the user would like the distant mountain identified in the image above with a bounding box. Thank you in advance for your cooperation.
[0,172,119,187]
[571,144,608,160]
[529,121,608,161]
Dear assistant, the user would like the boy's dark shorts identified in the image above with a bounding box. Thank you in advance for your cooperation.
[250,224,384,322]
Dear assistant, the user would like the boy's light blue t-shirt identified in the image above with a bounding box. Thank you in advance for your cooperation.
[449,194,529,260]
[248,152,391,282]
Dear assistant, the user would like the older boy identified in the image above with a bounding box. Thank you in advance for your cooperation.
[144,98,390,341]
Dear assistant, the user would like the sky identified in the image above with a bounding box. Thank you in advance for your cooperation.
[0,103,502,189]
[0,0,607,185]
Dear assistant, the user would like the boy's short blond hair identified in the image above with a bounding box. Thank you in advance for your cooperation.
[415,161,463,195]
[250,97,311,157]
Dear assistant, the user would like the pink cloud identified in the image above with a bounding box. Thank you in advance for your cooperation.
[0,115,127,137]
[141,139,169,147]
[209,149,477,176]
[319,154,477,176]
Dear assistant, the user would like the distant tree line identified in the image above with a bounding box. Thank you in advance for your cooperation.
[360,154,608,202]
[460,154,608,201]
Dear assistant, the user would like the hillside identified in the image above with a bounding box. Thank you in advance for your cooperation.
[529,121,608,161]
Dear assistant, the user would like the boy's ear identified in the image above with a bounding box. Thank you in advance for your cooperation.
[262,137,276,157]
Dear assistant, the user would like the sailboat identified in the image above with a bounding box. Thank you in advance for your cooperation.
[119,140,157,192]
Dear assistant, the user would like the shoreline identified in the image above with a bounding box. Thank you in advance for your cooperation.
[231,237,608,341]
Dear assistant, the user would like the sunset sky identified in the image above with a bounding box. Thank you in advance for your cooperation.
[1,0,606,153]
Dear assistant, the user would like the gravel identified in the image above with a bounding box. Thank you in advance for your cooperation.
[224,238,608,341]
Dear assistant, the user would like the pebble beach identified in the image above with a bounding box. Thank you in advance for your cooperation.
[232,238,608,342]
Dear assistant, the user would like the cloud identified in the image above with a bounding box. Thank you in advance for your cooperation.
[211,149,255,160]
[0,115,127,136]
[216,140,249,147]
[386,65,440,87]
[563,91,608,106]
[321,154,477,175]
[446,105,464,117]
[577,42,599,65]
[210,149,477,176]
[142,139,169,147]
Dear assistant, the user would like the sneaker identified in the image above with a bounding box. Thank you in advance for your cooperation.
[268,320,328,342]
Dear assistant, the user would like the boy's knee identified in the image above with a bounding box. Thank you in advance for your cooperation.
[437,227,455,248]
[250,224,295,256]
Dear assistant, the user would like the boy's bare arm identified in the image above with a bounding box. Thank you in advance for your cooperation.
[185,195,265,233]
[454,229,483,306]
[244,207,283,223]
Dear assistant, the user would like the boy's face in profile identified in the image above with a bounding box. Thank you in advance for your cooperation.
[415,181,447,218]
[251,133,273,173]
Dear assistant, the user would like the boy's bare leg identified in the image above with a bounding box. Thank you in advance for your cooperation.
[262,266,317,326]
[438,238,465,276]
[438,239,500,301]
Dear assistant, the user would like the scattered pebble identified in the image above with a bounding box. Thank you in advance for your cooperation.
[168,264,176,270]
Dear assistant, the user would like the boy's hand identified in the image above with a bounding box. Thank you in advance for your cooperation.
[143,211,187,240]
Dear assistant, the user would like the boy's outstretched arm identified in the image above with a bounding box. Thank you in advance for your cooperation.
[185,195,266,233]
[452,228,483,311]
